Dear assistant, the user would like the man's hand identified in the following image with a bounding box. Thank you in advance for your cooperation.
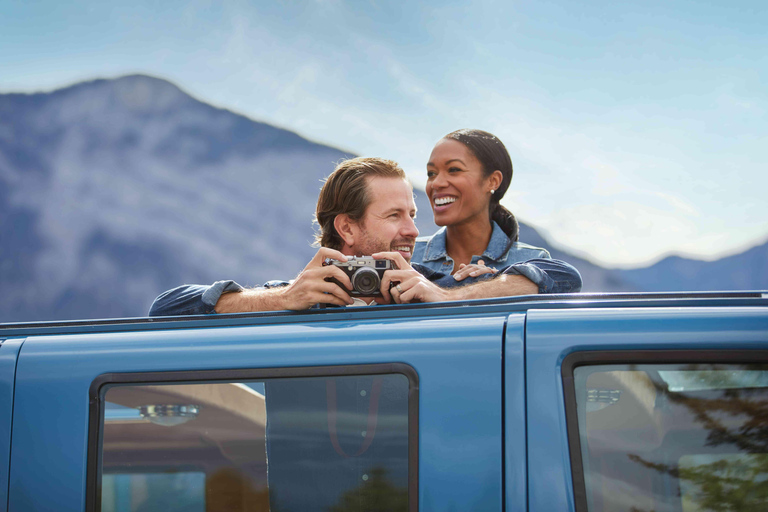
[280,248,357,309]
[373,251,451,304]
[215,248,356,312]
[373,251,538,305]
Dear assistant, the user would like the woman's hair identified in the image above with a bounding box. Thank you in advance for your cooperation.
[443,129,519,242]
[314,157,407,250]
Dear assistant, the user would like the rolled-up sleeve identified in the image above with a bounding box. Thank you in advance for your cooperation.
[148,280,245,317]
[502,258,582,294]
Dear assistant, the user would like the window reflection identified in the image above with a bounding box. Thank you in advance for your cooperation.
[100,373,410,512]
[574,363,768,512]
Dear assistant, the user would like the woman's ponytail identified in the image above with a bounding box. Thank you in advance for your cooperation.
[491,203,519,242]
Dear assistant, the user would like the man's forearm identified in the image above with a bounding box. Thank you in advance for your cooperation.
[446,274,538,301]
[214,287,290,313]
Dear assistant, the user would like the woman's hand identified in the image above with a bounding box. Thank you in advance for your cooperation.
[453,259,498,281]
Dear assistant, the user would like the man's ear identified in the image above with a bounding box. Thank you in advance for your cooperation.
[334,214,357,247]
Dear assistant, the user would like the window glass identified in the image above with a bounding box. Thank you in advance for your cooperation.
[572,363,768,512]
[99,373,410,512]
[101,473,205,512]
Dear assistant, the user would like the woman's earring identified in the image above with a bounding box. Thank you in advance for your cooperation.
[490,189,495,195]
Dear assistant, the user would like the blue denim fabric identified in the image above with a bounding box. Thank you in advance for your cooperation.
[412,222,582,294]
[148,253,581,317]
[148,264,492,317]
[148,280,244,316]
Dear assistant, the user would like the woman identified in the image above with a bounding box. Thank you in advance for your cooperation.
[411,129,577,292]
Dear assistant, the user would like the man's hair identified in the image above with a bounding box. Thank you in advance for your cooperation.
[314,157,408,250]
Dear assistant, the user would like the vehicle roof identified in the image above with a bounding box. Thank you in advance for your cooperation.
[1,291,767,337]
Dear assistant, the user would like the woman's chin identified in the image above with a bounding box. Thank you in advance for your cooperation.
[432,213,455,227]
[432,205,457,226]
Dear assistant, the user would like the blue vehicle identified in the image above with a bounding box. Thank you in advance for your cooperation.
[1,291,767,511]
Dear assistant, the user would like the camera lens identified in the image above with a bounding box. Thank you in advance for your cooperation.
[352,267,380,295]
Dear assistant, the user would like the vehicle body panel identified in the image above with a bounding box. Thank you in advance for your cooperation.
[525,307,768,511]
[0,292,766,511]
[0,338,23,509]
[9,314,506,511]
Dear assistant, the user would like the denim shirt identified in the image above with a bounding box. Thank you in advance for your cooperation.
[148,263,502,317]
[412,222,582,294]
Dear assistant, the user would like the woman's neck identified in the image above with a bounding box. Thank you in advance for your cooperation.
[445,216,494,272]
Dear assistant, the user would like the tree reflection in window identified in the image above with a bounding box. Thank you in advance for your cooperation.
[329,467,407,512]
[574,363,768,512]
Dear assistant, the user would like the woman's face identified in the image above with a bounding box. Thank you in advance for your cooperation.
[426,138,496,228]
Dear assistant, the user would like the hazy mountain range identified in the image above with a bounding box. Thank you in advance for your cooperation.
[1,75,766,322]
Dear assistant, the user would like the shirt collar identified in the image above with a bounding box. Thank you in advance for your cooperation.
[482,221,511,261]
[423,222,509,262]
[422,227,449,262]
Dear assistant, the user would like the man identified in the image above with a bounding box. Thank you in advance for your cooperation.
[149,157,580,316]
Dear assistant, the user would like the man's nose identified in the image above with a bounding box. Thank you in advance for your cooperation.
[402,216,419,238]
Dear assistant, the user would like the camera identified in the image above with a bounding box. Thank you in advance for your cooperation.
[324,256,393,296]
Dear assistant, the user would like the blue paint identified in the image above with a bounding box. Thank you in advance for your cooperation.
[504,315,527,512]
[2,295,767,511]
[9,313,506,511]
[526,307,768,511]
[0,338,24,510]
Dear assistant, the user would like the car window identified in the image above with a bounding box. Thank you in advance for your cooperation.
[94,369,415,512]
[567,360,768,512]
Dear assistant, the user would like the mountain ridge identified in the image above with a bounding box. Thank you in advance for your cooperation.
[1,74,765,322]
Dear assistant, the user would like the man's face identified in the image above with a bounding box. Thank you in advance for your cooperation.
[349,177,419,262]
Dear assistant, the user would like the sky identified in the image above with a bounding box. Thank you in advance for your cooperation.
[1,0,766,268]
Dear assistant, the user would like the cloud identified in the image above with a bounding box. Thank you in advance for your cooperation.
[13,0,757,267]
[538,199,701,267]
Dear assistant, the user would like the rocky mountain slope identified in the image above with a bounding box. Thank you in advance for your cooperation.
[1,75,764,322]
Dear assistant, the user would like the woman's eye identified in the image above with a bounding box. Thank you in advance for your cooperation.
[448,167,462,173]
[427,171,435,178]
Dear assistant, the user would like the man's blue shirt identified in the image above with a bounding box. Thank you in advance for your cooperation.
[149,257,581,317]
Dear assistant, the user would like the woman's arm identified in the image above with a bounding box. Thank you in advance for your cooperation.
[501,258,582,294]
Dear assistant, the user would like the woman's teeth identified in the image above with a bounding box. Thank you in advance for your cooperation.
[434,196,456,206]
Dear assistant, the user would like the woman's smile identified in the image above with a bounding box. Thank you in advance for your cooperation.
[426,139,491,227]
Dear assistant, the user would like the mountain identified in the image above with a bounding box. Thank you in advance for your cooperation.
[1,75,764,322]
[517,224,637,293]
[619,239,768,292]
[1,75,353,321]
[0,74,440,322]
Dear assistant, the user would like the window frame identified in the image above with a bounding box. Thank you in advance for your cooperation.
[87,363,419,512]
[561,349,768,512]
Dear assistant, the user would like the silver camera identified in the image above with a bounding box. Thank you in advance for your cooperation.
[324,256,393,296]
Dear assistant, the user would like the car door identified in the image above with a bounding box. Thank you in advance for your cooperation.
[525,306,768,512]
[9,305,508,511]
[0,337,23,509]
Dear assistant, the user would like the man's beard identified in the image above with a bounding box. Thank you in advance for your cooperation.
[355,230,413,262]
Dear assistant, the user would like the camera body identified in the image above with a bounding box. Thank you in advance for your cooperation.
[324,256,393,296]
